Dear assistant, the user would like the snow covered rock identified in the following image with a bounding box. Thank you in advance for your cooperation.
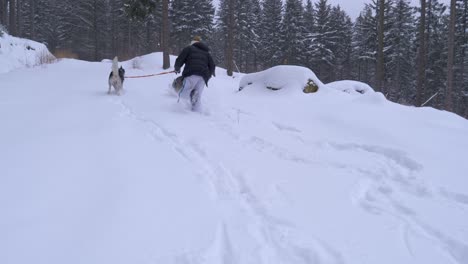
[326,80,375,95]
[0,31,55,73]
[239,65,324,93]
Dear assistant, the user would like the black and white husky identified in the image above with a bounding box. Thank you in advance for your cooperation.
[108,56,125,95]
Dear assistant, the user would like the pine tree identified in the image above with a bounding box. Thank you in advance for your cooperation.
[55,0,80,55]
[313,0,336,82]
[216,0,236,75]
[386,0,416,103]
[416,0,427,106]
[329,5,353,80]
[42,0,61,52]
[0,0,7,27]
[280,0,306,66]
[161,0,169,68]
[108,0,135,58]
[210,24,225,68]
[446,0,456,111]
[9,0,16,35]
[196,0,216,41]
[17,0,34,39]
[125,0,169,68]
[248,0,261,71]
[69,0,108,61]
[169,0,185,53]
[454,0,468,116]
[376,0,388,92]
[424,0,448,108]
[259,0,282,68]
[17,0,62,52]
[352,5,377,85]
[363,0,393,93]
[234,0,260,72]
[303,0,316,71]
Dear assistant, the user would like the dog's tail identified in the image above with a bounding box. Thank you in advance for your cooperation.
[112,56,119,77]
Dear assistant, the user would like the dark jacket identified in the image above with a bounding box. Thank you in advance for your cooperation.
[174,42,216,85]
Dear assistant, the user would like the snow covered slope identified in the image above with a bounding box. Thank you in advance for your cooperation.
[0,31,55,73]
[1,52,468,264]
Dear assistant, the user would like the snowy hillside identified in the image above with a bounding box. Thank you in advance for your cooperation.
[1,52,468,264]
[0,31,55,73]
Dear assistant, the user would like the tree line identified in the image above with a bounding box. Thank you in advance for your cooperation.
[0,0,467,117]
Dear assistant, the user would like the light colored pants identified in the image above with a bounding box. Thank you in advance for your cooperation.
[179,75,205,111]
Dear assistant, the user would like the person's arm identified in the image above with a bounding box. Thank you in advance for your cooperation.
[175,47,190,72]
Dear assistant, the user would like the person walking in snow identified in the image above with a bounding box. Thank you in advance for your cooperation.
[174,36,216,111]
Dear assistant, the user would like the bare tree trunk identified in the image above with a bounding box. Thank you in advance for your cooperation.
[358,60,362,81]
[9,0,16,35]
[30,0,36,39]
[395,56,402,101]
[376,0,385,93]
[162,0,170,69]
[1,0,9,29]
[0,0,5,26]
[253,51,258,72]
[445,0,456,112]
[226,0,235,76]
[111,2,116,56]
[16,0,21,36]
[461,3,467,115]
[146,21,151,54]
[416,0,427,106]
[93,0,98,61]
[128,20,132,57]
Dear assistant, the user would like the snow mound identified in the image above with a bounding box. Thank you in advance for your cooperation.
[99,53,179,75]
[239,65,324,94]
[0,31,55,73]
[326,80,375,95]
[352,91,388,106]
[122,53,174,71]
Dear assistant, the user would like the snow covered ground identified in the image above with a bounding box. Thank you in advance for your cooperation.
[0,31,55,73]
[1,49,468,264]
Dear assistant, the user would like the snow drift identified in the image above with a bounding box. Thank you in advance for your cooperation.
[239,65,324,93]
[0,30,55,73]
[326,80,375,95]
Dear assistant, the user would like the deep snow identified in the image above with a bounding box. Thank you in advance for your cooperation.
[0,31,55,73]
[1,49,468,264]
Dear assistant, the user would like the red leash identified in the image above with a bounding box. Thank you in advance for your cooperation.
[126,70,176,79]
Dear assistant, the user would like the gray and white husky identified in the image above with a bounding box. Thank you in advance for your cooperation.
[108,56,125,95]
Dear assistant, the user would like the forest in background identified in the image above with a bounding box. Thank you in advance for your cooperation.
[0,0,467,117]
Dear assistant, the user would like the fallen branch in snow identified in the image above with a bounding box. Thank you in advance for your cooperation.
[233,60,241,75]
[421,92,439,107]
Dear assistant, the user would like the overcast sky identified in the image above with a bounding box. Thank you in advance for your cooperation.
[327,0,450,19]
[212,0,451,20]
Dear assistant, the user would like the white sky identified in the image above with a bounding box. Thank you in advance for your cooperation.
[328,0,450,19]
[212,0,451,20]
